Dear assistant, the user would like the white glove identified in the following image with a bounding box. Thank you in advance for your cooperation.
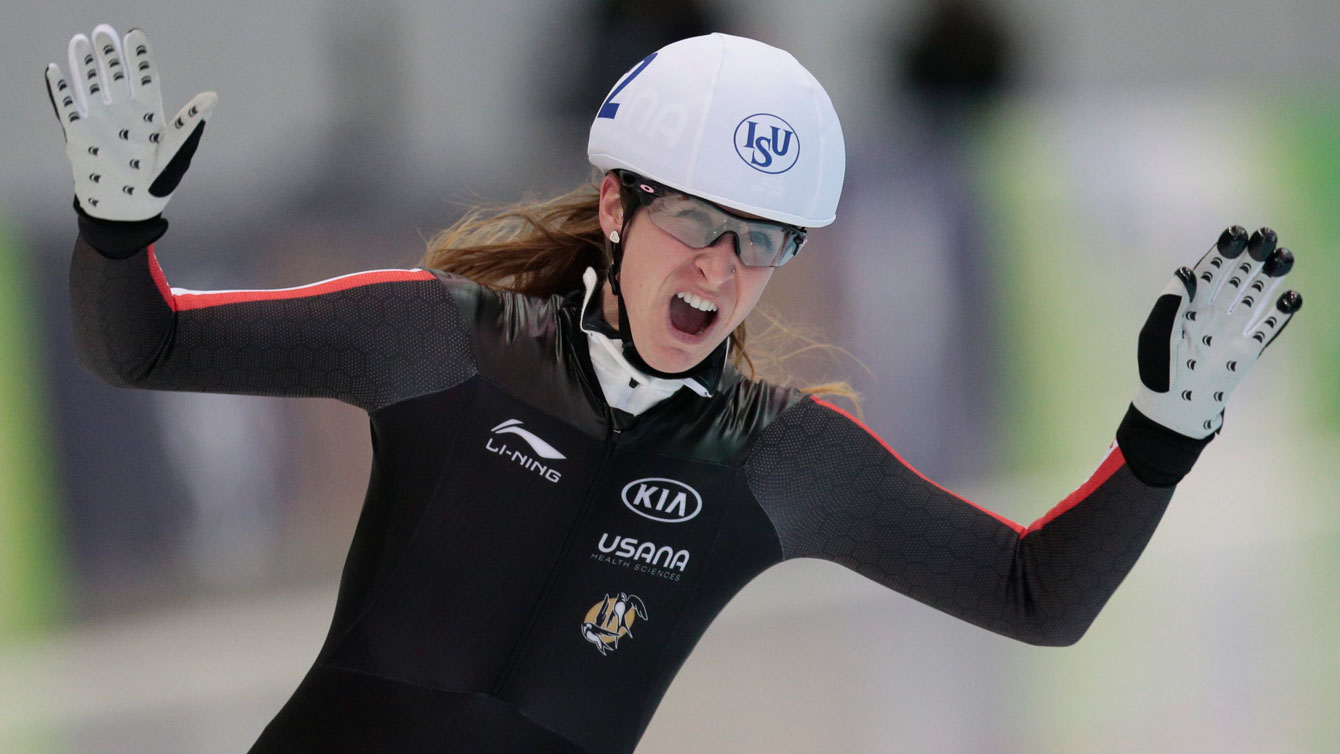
[1133,226,1302,439]
[46,24,215,221]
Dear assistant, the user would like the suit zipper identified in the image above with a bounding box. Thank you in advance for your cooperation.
[493,426,621,695]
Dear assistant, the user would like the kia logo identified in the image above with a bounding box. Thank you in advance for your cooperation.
[621,478,702,523]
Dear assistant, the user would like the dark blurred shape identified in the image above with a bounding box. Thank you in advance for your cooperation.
[837,0,1022,483]
[41,237,195,618]
[292,4,409,216]
[900,0,1012,108]
[555,0,722,123]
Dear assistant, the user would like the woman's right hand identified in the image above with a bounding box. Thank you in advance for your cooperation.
[45,23,215,222]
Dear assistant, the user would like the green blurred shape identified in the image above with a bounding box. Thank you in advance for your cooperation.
[972,104,1132,476]
[0,725,67,754]
[0,217,67,637]
[974,95,1339,754]
[1272,101,1340,431]
[1270,99,1340,754]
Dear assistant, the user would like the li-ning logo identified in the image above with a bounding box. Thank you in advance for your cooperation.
[621,478,702,523]
[734,113,799,174]
[485,419,564,483]
[581,592,649,656]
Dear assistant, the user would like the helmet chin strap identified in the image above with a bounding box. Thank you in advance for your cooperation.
[606,217,712,380]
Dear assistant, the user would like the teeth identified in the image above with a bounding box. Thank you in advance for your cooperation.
[676,292,718,312]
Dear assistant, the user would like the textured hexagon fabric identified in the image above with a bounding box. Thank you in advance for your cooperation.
[745,396,1173,646]
[70,240,476,412]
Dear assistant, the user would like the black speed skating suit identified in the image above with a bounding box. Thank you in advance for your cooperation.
[70,220,1200,754]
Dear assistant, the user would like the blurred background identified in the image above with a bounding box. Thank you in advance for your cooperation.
[2,1,1338,752]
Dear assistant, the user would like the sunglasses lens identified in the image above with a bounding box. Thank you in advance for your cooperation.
[644,193,802,267]
[644,194,720,248]
[736,227,791,267]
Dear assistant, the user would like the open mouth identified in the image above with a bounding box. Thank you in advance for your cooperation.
[668,291,719,337]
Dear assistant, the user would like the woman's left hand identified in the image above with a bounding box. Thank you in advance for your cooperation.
[1132,226,1302,440]
[45,23,216,222]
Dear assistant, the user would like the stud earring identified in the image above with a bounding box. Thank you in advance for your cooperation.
[609,230,621,244]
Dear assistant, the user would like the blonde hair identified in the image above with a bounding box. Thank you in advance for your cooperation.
[423,182,860,409]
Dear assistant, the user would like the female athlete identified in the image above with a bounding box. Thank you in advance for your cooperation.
[49,24,1303,754]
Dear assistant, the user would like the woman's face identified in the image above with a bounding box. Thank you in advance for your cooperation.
[598,173,775,374]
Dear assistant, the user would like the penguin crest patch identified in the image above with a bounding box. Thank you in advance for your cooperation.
[580,592,649,656]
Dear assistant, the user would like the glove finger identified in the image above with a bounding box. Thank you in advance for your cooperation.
[67,33,99,113]
[1137,267,1195,393]
[45,63,82,134]
[1216,227,1276,317]
[1190,225,1247,313]
[123,28,164,116]
[1250,290,1302,356]
[91,24,130,104]
[150,91,216,198]
[1232,247,1293,330]
[163,91,215,151]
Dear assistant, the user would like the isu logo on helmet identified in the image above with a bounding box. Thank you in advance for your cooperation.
[581,592,649,656]
[735,114,799,174]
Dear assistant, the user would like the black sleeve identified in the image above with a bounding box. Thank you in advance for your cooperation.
[744,396,1177,647]
[69,233,479,413]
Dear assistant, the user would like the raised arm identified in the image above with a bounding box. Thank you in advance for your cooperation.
[51,25,478,412]
[747,396,1174,646]
[745,226,1304,646]
[69,223,478,412]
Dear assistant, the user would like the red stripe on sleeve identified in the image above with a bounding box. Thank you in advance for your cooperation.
[1023,444,1127,535]
[146,245,177,312]
[809,396,1027,536]
[172,269,436,312]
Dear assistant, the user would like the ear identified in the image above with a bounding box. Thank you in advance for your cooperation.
[598,172,624,237]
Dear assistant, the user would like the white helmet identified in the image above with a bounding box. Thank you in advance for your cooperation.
[588,33,845,228]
